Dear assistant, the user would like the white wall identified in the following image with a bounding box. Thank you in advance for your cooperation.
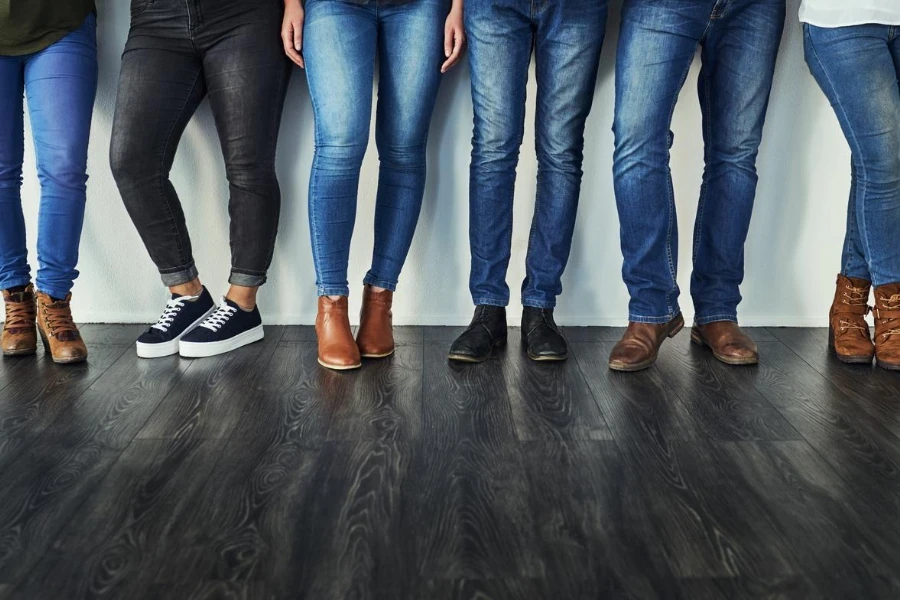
[19,0,851,327]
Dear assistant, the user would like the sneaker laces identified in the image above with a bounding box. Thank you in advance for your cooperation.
[151,296,192,332]
[200,301,238,332]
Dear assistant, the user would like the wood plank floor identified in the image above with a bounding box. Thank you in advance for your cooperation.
[0,326,898,599]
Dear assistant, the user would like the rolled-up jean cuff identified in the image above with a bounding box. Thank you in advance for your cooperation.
[318,285,350,297]
[472,296,508,307]
[628,313,679,325]
[160,264,199,287]
[230,270,267,287]
[522,297,556,309]
[363,273,397,292]
[36,283,74,300]
[694,313,738,326]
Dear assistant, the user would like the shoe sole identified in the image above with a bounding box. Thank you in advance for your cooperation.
[318,358,362,370]
[608,316,684,372]
[527,351,568,362]
[178,324,264,358]
[3,348,37,357]
[136,306,217,359]
[448,335,507,364]
[876,359,900,371]
[690,329,759,366]
[361,348,395,359]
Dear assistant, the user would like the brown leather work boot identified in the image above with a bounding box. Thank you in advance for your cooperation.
[356,285,395,359]
[873,283,900,371]
[691,321,759,366]
[316,296,361,370]
[828,274,874,364]
[608,313,684,372]
[36,292,87,364]
[2,284,37,356]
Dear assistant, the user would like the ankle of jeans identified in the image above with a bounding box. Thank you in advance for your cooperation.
[318,285,350,298]
[694,313,738,326]
[628,313,679,325]
[363,273,397,292]
[521,297,556,310]
[472,296,508,308]
[160,263,199,287]
[230,270,266,288]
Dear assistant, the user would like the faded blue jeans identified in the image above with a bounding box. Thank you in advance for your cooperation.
[805,24,900,287]
[466,0,608,309]
[613,0,785,324]
[0,13,97,298]
[303,0,448,297]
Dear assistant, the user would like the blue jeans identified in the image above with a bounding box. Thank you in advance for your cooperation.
[805,24,900,288]
[303,0,447,297]
[0,13,97,298]
[466,0,608,309]
[613,0,785,324]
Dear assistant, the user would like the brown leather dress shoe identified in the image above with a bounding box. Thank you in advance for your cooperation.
[356,285,395,359]
[2,284,37,356]
[690,321,759,366]
[829,274,874,364]
[874,283,900,371]
[316,296,361,370]
[36,292,87,364]
[608,313,684,372]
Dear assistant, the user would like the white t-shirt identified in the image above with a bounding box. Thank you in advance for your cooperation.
[799,1,900,27]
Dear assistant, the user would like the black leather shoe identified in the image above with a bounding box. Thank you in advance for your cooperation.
[448,305,508,363]
[521,307,567,361]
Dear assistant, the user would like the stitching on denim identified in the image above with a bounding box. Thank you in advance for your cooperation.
[694,61,713,269]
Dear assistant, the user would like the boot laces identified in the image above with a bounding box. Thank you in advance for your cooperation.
[42,301,78,336]
[879,293,900,338]
[839,285,870,333]
[5,299,34,328]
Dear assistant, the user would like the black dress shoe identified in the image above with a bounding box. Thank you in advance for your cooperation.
[521,307,568,361]
[448,305,508,363]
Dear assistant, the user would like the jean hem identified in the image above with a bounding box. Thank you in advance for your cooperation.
[472,297,509,308]
[694,314,738,326]
[35,284,74,300]
[1,276,32,292]
[230,271,267,287]
[522,298,557,309]
[363,274,398,292]
[628,313,679,325]
[160,264,199,287]
[318,286,350,297]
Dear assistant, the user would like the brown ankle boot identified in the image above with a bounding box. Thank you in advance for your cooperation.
[356,285,395,359]
[316,296,361,370]
[2,284,37,356]
[608,313,684,372]
[873,283,900,371]
[35,292,87,364]
[691,321,759,366]
[829,274,874,364]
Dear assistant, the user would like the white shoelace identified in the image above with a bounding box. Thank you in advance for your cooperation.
[151,295,195,332]
[200,299,238,332]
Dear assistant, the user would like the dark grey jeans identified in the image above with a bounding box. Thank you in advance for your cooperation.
[110,0,291,287]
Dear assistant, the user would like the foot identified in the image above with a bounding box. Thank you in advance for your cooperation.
[521,307,567,361]
[136,287,216,358]
[608,313,684,372]
[691,321,759,366]
[178,298,265,358]
[829,274,874,364]
[874,283,900,371]
[35,291,87,364]
[356,285,395,358]
[2,284,37,356]
[316,296,361,370]
[448,305,507,363]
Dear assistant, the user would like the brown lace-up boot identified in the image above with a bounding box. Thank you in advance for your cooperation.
[2,284,37,356]
[873,283,900,371]
[316,296,361,370]
[828,274,874,364]
[356,285,395,359]
[36,292,87,364]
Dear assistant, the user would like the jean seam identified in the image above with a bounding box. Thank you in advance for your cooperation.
[694,63,712,269]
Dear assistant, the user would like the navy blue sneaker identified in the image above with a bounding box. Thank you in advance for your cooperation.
[136,288,216,359]
[178,297,264,358]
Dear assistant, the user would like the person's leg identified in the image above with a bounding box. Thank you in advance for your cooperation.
[690,0,784,325]
[200,2,292,310]
[612,0,709,324]
[24,13,98,301]
[0,56,28,293]
[303,0,376,299]
[522,0,608,309]
[364,0,445,292]
[465,0,533,308]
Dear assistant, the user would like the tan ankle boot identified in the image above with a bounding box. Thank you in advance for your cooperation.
[316,296,361,370]
[608,313,684,372]
[829,274,874,364]
[2,284,37,356]
[873,283,900,371]
[36,292,87,364]
[356,285,394,359]
[690,321,759,366]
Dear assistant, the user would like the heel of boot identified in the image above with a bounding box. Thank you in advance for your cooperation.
[668,318,685,339]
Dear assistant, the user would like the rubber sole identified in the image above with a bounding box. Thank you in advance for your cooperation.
[690,328,759,366]
[876,359,900,371]
[136,305,217,359]
[361,348,395,359]
[179,324,264,358]
[2,347,36,357]
[448,335,507,364]
[318,358,362,371]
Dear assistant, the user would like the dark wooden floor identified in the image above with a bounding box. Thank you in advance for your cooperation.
[0,325,899,599]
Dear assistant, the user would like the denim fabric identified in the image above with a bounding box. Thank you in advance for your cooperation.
[613,0,785,324]
[110,0,291,288]
[303,0,448,297]
[0,13,97,299]
[465,0,608,309]
[805,24,900,287]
